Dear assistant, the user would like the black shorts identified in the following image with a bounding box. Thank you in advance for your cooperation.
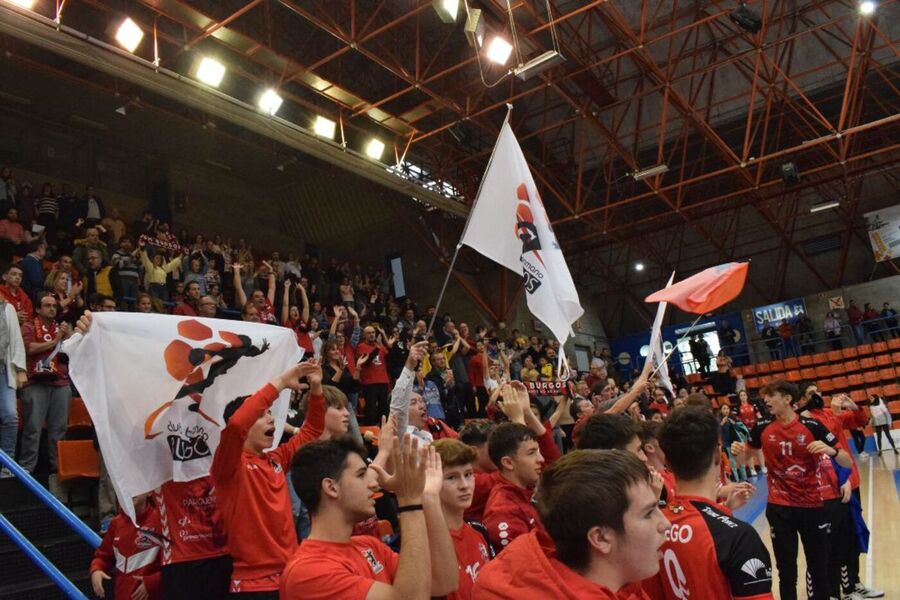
[162,555,233,600]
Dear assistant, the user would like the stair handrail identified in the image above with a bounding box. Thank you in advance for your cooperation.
[0,513,88,600]
[0,449,101,548]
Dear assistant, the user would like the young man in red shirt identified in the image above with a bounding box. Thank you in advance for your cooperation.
[357,324,394,425]
[481,419,544,552]
[459,420,499,523]
[210,360,325,597]
[646,407,773,600]
[796,383,883,599]
[432,438,494,599]
[731,380,851,600]
[172,281,201,316]
[280,434,458,599]
[0,263,33,320]
[474,449,669,599]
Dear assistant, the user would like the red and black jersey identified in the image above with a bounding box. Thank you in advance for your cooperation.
[647,496,774,600]
[747,416,838,507]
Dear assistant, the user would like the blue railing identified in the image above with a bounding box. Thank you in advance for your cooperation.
[0,449,100,599]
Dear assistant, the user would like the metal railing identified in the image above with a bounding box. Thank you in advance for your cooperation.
[0,449,100,599]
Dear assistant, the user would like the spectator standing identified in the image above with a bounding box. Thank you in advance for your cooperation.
[111,236,141,302]
[717,320,737,359]
[15,182,34,230]
[84,250,117,301]
[823,311,843,350]
[172,281,201,317]
[72,228,110,276]
[869,395,897,455]
[18,240,46,301]
[880,302,899,338]
[0,263,34,321]
[79,184,105,227]
[847,301,864,343]
[182,255,209,295]
[100,207,127,246]
[0,208,30,259]
[0,296,26,476]
[139,240,183,302]
[0,167,16,211]
[18,293,72,488]
[357,324,393,425]
[233,263,276,324]
[34,183,59,237]
[761,320,780,360]
[862,303,883,342]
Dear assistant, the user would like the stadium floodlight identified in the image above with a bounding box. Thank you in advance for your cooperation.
[464,8,485,47]
[810,201,840,213]
[258,88,283,116]
[635,262,645,272]
[366,139,386,160]
[486,37,513,65]
[313,115,336,139]
[115,18,144,53]
[6,0,36,8]
[433,0,459,23]
[196,57,226,88]
[859,1,876,14]
[632,164,669,181]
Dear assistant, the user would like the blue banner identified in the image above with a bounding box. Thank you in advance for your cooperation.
[751,298,807,332]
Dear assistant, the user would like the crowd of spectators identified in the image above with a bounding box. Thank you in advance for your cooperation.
[0,168,890,600]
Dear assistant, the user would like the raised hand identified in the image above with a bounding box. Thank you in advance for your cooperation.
[370,433,426,505]
[422,445,443,498]
[75,311,93,336]
[648,466,665,499]
[405,341,429,370]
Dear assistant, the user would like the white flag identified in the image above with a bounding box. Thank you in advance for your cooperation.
[461,121,583,353]
[648,273,675,393]
[62,313,302,521]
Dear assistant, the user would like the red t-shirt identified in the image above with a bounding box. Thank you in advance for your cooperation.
[90,505,164,600]
[467,469,503,523]
[356,342,389,385]
[808,408,866,499]
[468,353,486,388]
[172,302,198,317]
[738,403,757,429]
[152,477,228,565]
[21,318,68,386]
[747,416,839,507]
[482,476,541,552]
[210,384,325,590]
[283,319,313,354]
[258,298,277,324]
[279,536,399,600]
[448,523,493,600]
[0,284,33,315]
[474,530,650,600]
[647,495,774,600]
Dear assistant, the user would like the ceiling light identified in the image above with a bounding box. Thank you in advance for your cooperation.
[313,115,336,139]
[859,1,876,14]
[6,0,36,8]
[196,57,226,88]
[486,37,513,65]
[258,88,283,116]
[810,201,840,213]
[366,139,385,160]
[635,262,645,272]
[114,17,144,53]
[432,0,459,23]
[632,164,669,180]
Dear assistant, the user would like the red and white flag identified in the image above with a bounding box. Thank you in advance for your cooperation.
[62,313,302,521]
[647,273,675,393]
[461,121,583,361]
[645,262,749,314]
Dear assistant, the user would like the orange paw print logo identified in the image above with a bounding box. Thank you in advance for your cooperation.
[144,319,269,440]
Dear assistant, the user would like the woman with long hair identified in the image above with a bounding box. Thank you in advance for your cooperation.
[736,389,766,474]
[321,339,362,443]
[870,395,898,455]
[47,270,83,324]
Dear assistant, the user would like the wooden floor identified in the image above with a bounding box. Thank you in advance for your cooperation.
[743,435,900,599]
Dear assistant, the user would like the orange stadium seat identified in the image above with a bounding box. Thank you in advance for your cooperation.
[849,390,867,403]
[879,368,896,381]
[876,354,892,367]
[814,365,833,378]
[832,376,849,391]
[783,357,800,370]
[848,374,864,387]
[860,357,877,370]
[744,377,760,390]
[785,370,801,382]
[872,341,889,354]
[891,351,900,364]
[757,362,771,375]
[864,371,879,385]
[818,380,835,393]
[841,347,859,359]
[743,364,757,376]
[866,386,883,398]
[800,368,816,380]
[799,355,814,367]
[826,350,842,363]
[888,337,900,350]
[770,360,785,372]
[812,352,829,365]
[857,344,873,356]
[843,360,861,373]
[883,383,900,399]
[56,440,100,482]
[67,397,92,429]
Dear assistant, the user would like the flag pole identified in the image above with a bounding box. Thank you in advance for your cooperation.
[426,104,514,336]
[648,313,705,379]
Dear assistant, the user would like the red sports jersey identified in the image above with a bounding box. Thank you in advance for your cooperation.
[449,523,494,600]
[258,298,277,324]
[473,530,650,600]
[279,536,399,600]
[90,504,164,600]
[482,476,541,552]
[738,403,757,429]
[466,470,502,523]
[356,342,389,385]
[152,477,228,565]
[647,495,773,600]
[659,469,677,505]
[747,416,838,507]
[210,383,325,590]
[283,319,313,354]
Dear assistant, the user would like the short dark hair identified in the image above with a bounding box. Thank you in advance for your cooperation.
[488,422,537,469]
[291,437,368,514]
[576,414,639,451]
[459,419,495,446]
[797,380,816,398]
[659,407,720,481]
[26,239,45,254]
[2,263,21,275]
[222,395,251,425]
[760,379,799,403]
[639,420,663,445]
[185,281,200,291]
[538,449,650,569]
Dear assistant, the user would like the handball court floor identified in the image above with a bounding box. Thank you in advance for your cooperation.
[734,432,900,599]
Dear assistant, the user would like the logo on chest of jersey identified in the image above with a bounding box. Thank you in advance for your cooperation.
[478,543,489,561]
[664,524,693,544]
[767,434,777,442]
[785,464,806,474]
[361,548,384,575]
[796,434,806,444]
